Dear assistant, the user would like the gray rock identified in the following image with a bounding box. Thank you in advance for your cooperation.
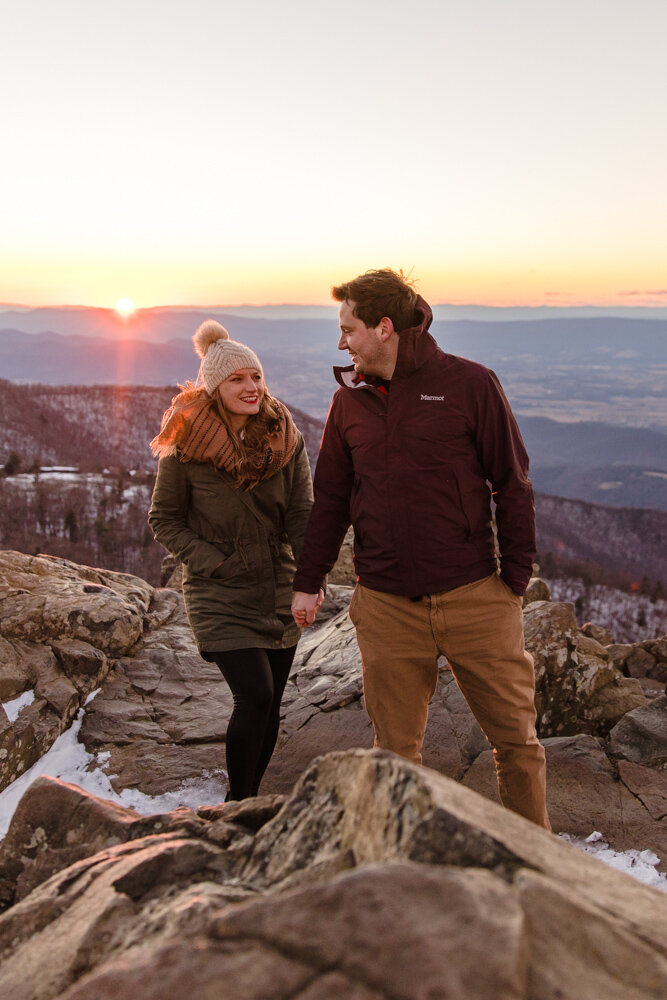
[523,576,551,605]
[326,525,356,586]
[0,552,155,791]
[159,554,182,590]
[618,760,667,822]
[0,550,151,655]
[634,638,667,683]
[608,695,667,766]
[606,642,635,671]
[580,622,615,645]
[463,733,667,864]
[0,637,33,701]
[627,646,659,679]
[315,583,355,623]
[80,598,231,796]
[523,601,646,737]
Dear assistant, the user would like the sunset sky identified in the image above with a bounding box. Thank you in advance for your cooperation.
[1,0,665,308]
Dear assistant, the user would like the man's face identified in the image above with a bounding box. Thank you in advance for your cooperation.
[337,300,385,375]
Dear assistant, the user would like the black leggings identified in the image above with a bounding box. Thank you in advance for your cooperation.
[210,645,296,801]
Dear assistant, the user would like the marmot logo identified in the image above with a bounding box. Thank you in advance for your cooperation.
[420,394,445,401]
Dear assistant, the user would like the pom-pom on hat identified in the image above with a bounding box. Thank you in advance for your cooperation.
[193,320,263,397]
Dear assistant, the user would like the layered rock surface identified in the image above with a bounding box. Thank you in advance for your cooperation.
[0,750,666,1000]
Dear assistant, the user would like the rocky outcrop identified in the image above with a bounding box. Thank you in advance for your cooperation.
[79,588,231,796]
[608,696,667,766]
[0,550,229,796]
[0,750,666,1000]
[524,600,647,736]
[0,551,150,790]
[608,637,667,685]
[2,550,665,874]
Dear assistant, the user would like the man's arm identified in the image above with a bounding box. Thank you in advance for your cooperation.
[284,435,314,563]
[292,392,354,599]
[474,371,536,595]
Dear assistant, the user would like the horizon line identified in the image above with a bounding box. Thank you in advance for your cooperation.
[3,300,667,313]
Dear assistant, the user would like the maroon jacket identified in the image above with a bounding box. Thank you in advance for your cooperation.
[293,296,536,598]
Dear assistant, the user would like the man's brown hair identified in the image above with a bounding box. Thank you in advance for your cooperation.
[332,268,419,333]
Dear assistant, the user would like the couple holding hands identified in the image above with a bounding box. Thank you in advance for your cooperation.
[149,268,550,830]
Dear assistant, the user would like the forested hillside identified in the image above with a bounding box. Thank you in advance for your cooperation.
[0,380,323,472]
[535,494,666,585]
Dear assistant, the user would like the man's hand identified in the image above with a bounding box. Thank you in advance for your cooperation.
[292,590,325,627]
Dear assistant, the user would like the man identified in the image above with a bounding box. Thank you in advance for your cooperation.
[292,269,550,829]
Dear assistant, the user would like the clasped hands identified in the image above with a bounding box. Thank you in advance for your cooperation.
[291,589,325,628]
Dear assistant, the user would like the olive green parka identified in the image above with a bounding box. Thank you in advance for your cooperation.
[148,434,313,654]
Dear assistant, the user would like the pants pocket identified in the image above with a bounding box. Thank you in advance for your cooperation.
[497,575,522,605]
[348,583,361,625]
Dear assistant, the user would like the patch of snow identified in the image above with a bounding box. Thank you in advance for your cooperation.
[559,832,667,892]
[2,690,35,723]
[121,485,146,500]
[0,696,228,841]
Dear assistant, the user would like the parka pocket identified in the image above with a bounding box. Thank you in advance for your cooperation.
[211,539,249,578]
[211,549,244,580]
[454,469,492,539]
[349,477,367,544]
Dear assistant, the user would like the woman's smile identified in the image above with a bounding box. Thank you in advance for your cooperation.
[217,367,265,423]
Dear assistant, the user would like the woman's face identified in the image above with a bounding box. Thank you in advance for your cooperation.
[217,367,264,428]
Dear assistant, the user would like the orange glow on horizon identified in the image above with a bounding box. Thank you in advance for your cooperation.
[1,255,666,311]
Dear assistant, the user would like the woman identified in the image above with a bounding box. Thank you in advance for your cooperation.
[148,319,319,800]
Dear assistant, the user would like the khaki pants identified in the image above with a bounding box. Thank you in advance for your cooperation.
[349,573,551,829]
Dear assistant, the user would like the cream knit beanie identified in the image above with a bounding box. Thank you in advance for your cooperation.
[193,320,263,396]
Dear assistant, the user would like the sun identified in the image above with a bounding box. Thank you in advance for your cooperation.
[114,297,136,318]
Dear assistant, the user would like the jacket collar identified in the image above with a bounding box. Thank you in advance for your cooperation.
[333,294,437,389]
[333,367,381,390]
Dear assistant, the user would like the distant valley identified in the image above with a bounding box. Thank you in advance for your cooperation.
[2,307,667,433]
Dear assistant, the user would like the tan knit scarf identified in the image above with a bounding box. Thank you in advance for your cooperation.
[150,386,298,488]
